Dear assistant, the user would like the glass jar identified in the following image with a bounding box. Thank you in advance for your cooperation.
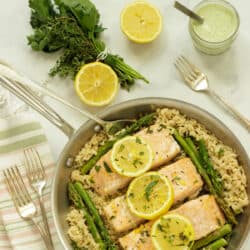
[189,0,240,55]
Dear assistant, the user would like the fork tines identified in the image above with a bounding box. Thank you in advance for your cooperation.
[3,165,32,209]
[24,147,45,181]
[175,55,200,80]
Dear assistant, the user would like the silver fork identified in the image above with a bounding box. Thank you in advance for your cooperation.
[175,55,250,131]
[24,147,54,249]
[3,165,53,249]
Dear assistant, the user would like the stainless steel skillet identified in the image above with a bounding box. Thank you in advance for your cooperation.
[0,78,249,250]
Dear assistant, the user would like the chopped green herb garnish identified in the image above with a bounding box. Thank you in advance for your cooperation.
[103,161,112,173]
[179,232,188,242]
[118,144,125,152]
[146,128,153,134]
[89,177,95,184]
[135,137,142,144]
[157,124,167,132]
[218,148,225,158]
[132,158,143,168]
[128,192,134,198]
[160,124,166,129]
[95,165,101,172]
[157,224,165,232]
[144,180,159,201]
[172,176,181,182]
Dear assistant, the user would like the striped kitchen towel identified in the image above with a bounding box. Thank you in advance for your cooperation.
[0,113,62,249]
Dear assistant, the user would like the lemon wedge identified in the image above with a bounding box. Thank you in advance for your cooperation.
[152,214,195,250]
[120,1,162,43]
[74,62,118,106]
[126,172,174,220]
[111,136,153,177]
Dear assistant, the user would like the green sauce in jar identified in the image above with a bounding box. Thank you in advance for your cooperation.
[189,0,240,55]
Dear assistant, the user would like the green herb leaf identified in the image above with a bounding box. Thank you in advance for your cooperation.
[56,0,103,34]
[118,144,125,153]
[217,148,225,158]
[135,137,142,144]
[128,192,134,198]
[144,180,159,201]
[103,161,112,173]
[95,165,101,172]
[29,0,55,28]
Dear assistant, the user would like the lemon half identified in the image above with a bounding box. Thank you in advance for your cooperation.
[74,62,118,106]
[152,213,195,250]
[120,1,162,43]
[111,136,153,177]
[126,172,174,220]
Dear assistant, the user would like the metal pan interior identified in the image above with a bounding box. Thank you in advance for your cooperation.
[51,97,250,250]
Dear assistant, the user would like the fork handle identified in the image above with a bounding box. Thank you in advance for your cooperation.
[38,196,54,249]
[208,89,250,131]
[31,218,54,250]
[0,63,105,125]
[0,75,74,138]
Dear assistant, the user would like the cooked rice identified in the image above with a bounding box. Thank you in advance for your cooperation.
[67,107,249,249]
[75,130,108,167]
[71,170,93,189]
[67,208,99,249]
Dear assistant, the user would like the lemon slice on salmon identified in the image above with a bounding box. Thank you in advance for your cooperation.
[152,214,195,250]
[111,136,153,177]
[120,1,162,43]
[74,62,118,106]
[126,172,174,220]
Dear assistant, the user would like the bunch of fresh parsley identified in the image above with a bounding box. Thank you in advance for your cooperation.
[27,0,149,90]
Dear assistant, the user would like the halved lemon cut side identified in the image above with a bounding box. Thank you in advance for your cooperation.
[120,1,162,43]
[126,172,174,220]
[74,62,118,106]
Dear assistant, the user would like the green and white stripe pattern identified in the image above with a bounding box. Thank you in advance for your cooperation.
[0,113,62,249]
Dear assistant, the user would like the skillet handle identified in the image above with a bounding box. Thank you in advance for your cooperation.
[0,75,74,138]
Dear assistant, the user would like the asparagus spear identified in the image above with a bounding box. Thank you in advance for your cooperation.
[173,131,237,225]
[192,224,232,250]
[116,112,156,140]
[186,137,223,194]
[74,182,117,250]
[186,137,199,158]
[68,183,106,249]
[203,238,228,250]
[173,131,213,187]
[198,139,223,195]
[81,112,155,174]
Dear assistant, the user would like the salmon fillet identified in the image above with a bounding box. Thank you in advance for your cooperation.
[170,195,225,240]
[104,158,203,234]
[90,124,180,197]
[119,195,225,250]
[159,158,203,204]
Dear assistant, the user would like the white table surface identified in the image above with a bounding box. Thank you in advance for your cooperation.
[0,0,249,249]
